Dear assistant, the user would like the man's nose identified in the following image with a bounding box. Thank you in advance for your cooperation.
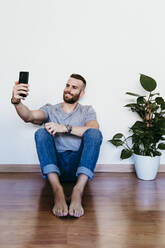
[66,87,72,92]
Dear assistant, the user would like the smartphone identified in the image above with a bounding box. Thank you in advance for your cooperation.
[18,71,29,97]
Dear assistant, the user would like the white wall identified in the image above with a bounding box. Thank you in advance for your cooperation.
[1,0,165,164]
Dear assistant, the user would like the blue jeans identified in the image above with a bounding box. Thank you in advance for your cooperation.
[34,128,103,182]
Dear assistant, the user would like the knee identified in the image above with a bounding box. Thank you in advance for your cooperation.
[34,128,52,142]
[83,128,103,144]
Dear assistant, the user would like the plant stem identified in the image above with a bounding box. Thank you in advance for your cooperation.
[123,135,132,150]
[146,93,152,127]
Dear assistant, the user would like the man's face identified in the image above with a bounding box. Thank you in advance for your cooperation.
[63,77,85,104]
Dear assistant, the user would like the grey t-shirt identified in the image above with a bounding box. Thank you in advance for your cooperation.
[40,103,97,152]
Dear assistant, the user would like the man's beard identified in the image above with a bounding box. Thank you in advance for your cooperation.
[63,91,81,104]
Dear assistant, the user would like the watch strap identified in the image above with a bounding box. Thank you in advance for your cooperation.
[11,97,21,104]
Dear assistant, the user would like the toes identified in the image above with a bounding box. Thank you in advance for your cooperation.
[69,208,76,217]
[69,208,74,216]
[77,208,84,217]
[58,208,67,217]
[74,210,79,217]
[69,207,84,218]
[52,207,68,217]
[62,209,68,217]
[58,211,63,217]
[52,208,61,217]
[56,208,61,217]
[52,209,58,216]
[63,211,68,216]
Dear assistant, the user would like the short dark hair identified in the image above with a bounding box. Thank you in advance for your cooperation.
[70,73,86,88]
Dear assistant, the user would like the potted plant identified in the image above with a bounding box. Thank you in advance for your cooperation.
[109,74,165,180]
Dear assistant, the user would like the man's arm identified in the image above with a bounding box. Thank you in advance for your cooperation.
[70,120,99,137]
[14,103,46,124]
[44,120,99,137]
[12,81,46,125]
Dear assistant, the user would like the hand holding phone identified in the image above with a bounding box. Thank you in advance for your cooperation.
[11,72,29,104]
[18,71,29,97]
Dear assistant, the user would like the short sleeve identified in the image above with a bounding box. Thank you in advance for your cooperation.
[39,103,51,123]
[84,105,97,123]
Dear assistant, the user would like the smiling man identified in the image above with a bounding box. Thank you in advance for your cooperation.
[11,74,103,218]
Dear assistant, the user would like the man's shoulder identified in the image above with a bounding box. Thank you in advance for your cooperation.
[79,103,95,111]
[79,103,93,110]
[78,103,97,121]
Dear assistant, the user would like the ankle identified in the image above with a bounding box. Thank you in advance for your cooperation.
[73,185,83,195]
[53,184,64,195]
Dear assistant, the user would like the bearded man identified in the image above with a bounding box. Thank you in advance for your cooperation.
[11,73,103,218]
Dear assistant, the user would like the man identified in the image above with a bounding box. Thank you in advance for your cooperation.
[11,74,103,218]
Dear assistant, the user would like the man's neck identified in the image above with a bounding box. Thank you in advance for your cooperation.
[61,101,79,114]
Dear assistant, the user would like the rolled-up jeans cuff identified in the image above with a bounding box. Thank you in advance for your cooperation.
[76,166,94,181]
[43,164,61,176]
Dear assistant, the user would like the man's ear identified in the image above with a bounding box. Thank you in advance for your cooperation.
[80,89,85,98]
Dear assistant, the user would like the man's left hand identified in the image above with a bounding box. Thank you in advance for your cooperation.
[45,122,66,136]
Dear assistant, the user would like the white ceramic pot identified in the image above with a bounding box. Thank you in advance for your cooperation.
[133,154,160,180]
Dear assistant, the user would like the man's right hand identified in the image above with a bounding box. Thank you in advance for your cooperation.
[12,81,29,102]
[11,81,45,124]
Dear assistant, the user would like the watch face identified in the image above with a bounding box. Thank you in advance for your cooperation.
[66,124,72,133]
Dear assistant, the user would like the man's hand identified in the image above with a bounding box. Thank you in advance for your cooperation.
[45,122,67,136]
[12,81,29,101]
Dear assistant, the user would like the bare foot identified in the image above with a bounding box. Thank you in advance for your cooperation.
[69,186,84,218]
[52,186,68,217]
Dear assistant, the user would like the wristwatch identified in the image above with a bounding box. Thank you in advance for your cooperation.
[65,124,72,134]
[11,97,21,104]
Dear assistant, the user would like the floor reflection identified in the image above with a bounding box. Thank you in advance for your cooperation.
[120,175,165,248]
[90,173,165,248]
[26,179,99,248]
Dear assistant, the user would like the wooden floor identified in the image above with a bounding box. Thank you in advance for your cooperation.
[1,173,165,248]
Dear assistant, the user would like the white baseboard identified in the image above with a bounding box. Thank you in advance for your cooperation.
[0,164,165,173]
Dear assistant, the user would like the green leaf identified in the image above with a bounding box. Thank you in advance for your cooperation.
[161,103,165,110]
[140,74,157,92]
[120,149,133,159]
[157,120,165,128]
[158,143,165,150]
[113,133,123,139]
[160,130,165,135]
[155,97,164,105]
[131,121,146,130]
[108,139,123,147]
[124,103,137,108]
[150,103,159,111]
[137,96,146,104]
[126,92,140,97]
[150,93,160,97]
[154,151,162,156]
